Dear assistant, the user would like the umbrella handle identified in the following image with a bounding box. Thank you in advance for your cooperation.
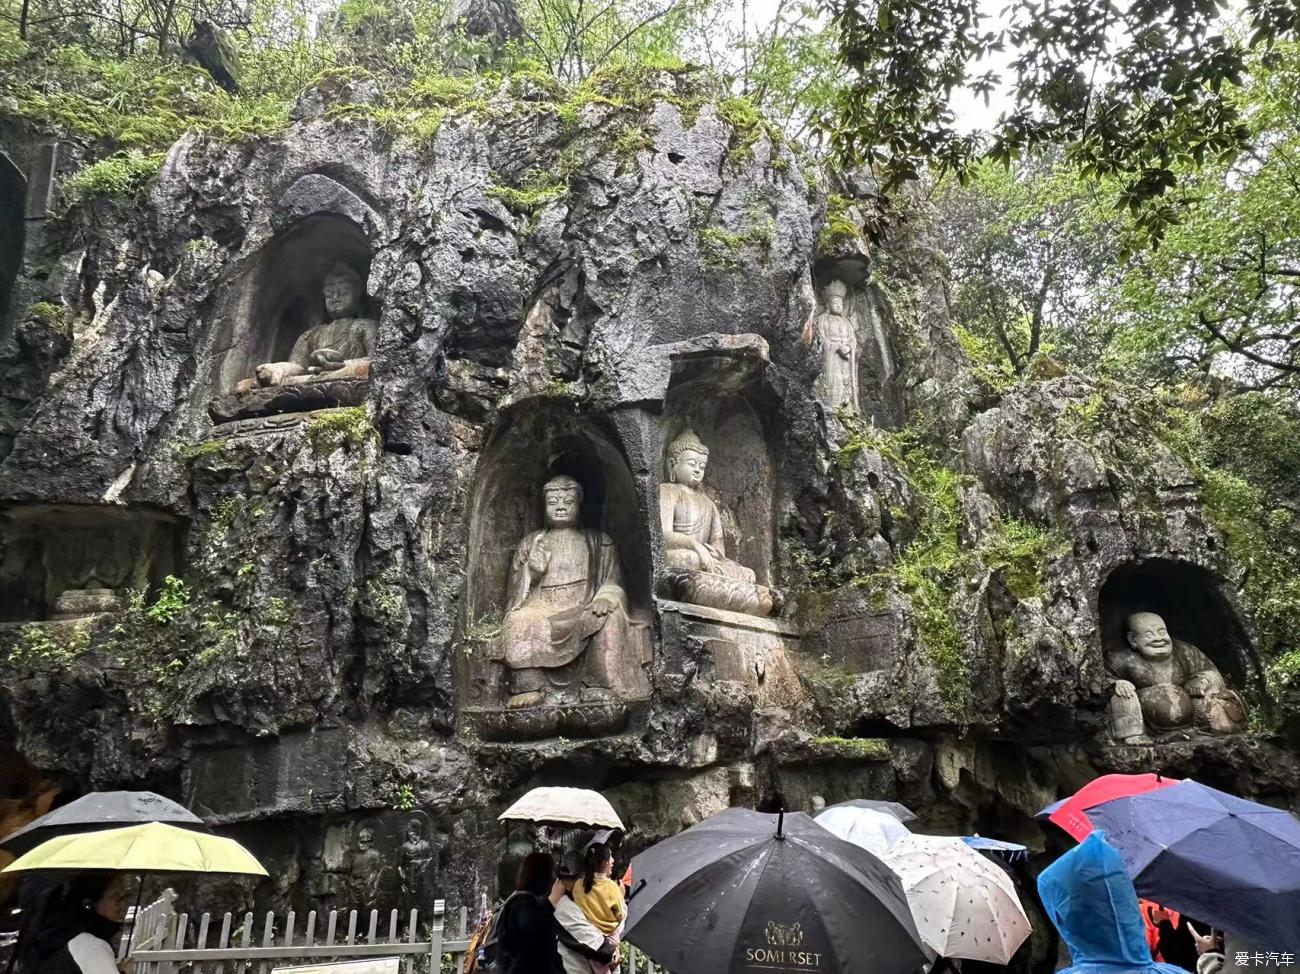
[626,878,647,902]
[776,810,784,840]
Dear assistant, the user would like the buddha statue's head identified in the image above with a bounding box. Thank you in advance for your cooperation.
[323,263,364,320]
[822,278,847,315]
[543,475,583,528]
[667,428,709,488]
[1126,611,1174,661]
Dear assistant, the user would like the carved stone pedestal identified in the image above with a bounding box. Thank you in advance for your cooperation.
[52,588,121,620]
[208,377,369,423]
[463,701,630,742]
[660,599,803,709]
[666,571,776,617]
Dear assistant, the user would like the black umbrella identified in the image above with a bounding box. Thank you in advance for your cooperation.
[824,798,919,824]
[1,791,209,857]
[625,808,926,974]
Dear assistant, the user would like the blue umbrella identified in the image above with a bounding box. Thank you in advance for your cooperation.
[1036,797,1067,820]
[1086,780,1300,951]
[962,835,1028,861]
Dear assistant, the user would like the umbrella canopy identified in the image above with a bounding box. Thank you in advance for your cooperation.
[1047,774,1178,841]
[814,805,910,856]
[1038,832,1186,974]
[960,836,1028,861]
[824,799,918,824]
[497,787,624,829]
[1035,797,1067,821]
[1086,781,1300,951]
[883,834,1031,964]
[1,791,209,857]
[625,808,926,974]
[1,822,268,876]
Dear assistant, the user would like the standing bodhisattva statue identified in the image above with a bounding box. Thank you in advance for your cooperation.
[813,279,859,413]
[659,428,774,616]
[235,263,377,392]
[1106,611,1247,743]
[492,475,640,709]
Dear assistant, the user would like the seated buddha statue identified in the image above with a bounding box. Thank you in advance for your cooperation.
[658,428,774,617]
[491,475,650,709]
[1106,611,1247,743]
[234,263,378,393]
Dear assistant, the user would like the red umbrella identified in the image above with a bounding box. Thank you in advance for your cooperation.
[1046,773,1179,841]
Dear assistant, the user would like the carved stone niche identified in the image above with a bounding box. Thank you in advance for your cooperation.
[459,401,653,742]
[811,259,901,427]
[0,151,26,327]
[655,348,804,707]
[1097,558,1254,744]
[0,504,183,622]
[205,204,380,425]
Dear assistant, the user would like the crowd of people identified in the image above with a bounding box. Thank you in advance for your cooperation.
[481,841,627,974]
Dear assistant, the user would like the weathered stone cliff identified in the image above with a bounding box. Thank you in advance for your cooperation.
[2,67,1296,963]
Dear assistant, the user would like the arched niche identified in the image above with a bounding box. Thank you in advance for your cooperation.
[0,152,26,322]
[661,381,777,586]
[214,214,375,394]
[0,504,184,622]
[1097,558,1254,684]
[465,403,652,626]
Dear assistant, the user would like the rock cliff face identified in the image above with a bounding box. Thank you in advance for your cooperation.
[1,69,1296,956]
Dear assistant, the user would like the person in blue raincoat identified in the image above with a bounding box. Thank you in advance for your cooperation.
[1038,832,1189,974]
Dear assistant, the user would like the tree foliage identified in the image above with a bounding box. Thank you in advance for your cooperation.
[935,41,1300,396]
[831,0,1300,241]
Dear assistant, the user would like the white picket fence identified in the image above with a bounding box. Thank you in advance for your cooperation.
[124,896,668,974]
[127,900,467,974]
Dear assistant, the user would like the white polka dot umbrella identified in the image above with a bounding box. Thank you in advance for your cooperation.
[882,834,1031,964]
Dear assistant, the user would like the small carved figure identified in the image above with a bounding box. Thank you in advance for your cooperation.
[1106,611,1247,743]
[398,813,434,909]
[348,820,389,903]
[491,475,648,709]
[813,279,859,413]
[235,263,377,392]
[659,428,773,616]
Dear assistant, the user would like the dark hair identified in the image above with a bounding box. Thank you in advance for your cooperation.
[582,843,610,895]
[11,872,119,973]
[515,852,555,897]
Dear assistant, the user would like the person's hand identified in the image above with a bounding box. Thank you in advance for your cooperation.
[548,878,565,906]
[1189,923,1222,956]
[1114,679,1137,700]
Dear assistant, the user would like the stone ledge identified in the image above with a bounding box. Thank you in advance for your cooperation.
[208,377,370,423]
[657,598,800,637]
[462,701,629,742]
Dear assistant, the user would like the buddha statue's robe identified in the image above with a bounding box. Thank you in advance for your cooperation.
[816,309,859,412]
[659,481,756,583]
[1106,638,1247,739]
[493,526,634,698]
[235,316,378,391]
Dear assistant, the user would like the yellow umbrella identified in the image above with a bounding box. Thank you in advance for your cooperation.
[0,822,268,876]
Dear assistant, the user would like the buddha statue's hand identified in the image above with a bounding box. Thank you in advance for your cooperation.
[310,347,346,370]
[527,538,551,574]
[590,593,618,617]
[1185,672,1222,696]
[1113,679,1137,700]
[836,346,851,359]
[692,541,716,573]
